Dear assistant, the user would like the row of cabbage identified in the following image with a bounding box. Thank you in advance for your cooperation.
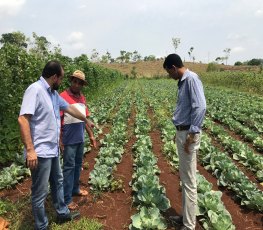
[200,133,263,212]
[130,92,170,230]
[144,81,235,230]
[205,87,263,151]
[88,86,132,192]
[204,118,263,182]
[84,83,128,152]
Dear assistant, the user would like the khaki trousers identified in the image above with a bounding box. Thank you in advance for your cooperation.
[176,131,201,230]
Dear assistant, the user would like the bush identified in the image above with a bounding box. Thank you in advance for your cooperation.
[206,62,220,72]
[234,61,243,66]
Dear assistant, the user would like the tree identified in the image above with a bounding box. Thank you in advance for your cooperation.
[74,54,89,65]
[116,50,127,63]
[188,47,195,63]
[144,55,156,61]
[215,56,225,64]
[132,50,142,62]
[172,37,181,53]
[0,31,28,48]
[234,61,242,66]
[124,52,132,63]
[223,48,231,65]
[90,49,100,62]
[29,32,51,58]
[101,51,112,63]
[247,58,263,66]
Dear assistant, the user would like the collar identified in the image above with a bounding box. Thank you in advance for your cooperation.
[178,69,189,87]
[40,76,52,93]
[180,69,189,82]
[67,88,82,98]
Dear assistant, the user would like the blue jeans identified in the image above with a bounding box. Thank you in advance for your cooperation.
[63,143,84,205]
[31,157,70,230]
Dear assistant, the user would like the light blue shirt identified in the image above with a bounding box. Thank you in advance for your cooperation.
[20,77,69,158]
[173,69,206,133]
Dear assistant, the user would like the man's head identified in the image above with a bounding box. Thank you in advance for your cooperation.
[163,54,184,80]
[42,60,64,90]
[69,70,87,94]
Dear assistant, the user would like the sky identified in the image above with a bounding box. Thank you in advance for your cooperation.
[0,0,263,65]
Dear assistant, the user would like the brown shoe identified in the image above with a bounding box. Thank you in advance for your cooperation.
[67,201,79,210]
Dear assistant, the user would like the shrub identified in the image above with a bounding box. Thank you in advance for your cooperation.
[206,62,219,72]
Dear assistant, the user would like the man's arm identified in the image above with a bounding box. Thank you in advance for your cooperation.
[64,104,98,129]
[85,123,97,148]
[18,114,38,170]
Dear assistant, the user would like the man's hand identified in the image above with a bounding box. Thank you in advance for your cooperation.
[86,118,99,130]
[184,133,197,154]
[59,140,64,153]
[26,149,38,170]
[90,137,97,148]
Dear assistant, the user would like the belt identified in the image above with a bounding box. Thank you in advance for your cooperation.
[175,125,190,131]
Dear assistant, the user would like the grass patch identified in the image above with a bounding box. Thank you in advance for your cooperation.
[50,218,103,230]
[2,194,103,230]
[0,199,15,215]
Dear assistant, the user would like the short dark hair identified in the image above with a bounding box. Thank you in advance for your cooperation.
[163,54,184,69]
[42,60,62,78]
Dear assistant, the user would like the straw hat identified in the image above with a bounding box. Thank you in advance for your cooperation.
[70,70,87,85]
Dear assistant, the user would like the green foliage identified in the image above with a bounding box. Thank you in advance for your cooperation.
[50,218,103,230]
[110,178,124,191]
[234,58,263,66]
[0,31,126,167]
[0,163,30,190]
[234,61,243,66]
[130,66,137,78]
[247,58,263,66]
[0,31,28,48]
[0,199,14,215]
[206,62,220,72]
[202,72,263,95]
[130,207,167,230]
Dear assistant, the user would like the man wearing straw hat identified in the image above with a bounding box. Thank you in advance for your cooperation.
[60,70,97,210]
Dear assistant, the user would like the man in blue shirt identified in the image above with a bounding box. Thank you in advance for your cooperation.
[163,54,206,230]
[18,61,95,230]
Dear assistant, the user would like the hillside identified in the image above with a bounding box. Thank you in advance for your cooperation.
[99,60,207,78]
[99,60,259,78]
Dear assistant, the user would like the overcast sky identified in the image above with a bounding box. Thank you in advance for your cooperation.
[1,0,263,65]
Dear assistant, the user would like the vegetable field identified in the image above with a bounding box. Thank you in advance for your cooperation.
[1,78,263,229]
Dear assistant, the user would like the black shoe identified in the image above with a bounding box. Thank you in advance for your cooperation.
[179,226,189,230]
[169,215,183,225]
[57,211,80,224]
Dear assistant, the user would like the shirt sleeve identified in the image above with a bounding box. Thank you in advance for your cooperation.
[188,77,206,133]
[58,94,69,111]
[19,85,38,116]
